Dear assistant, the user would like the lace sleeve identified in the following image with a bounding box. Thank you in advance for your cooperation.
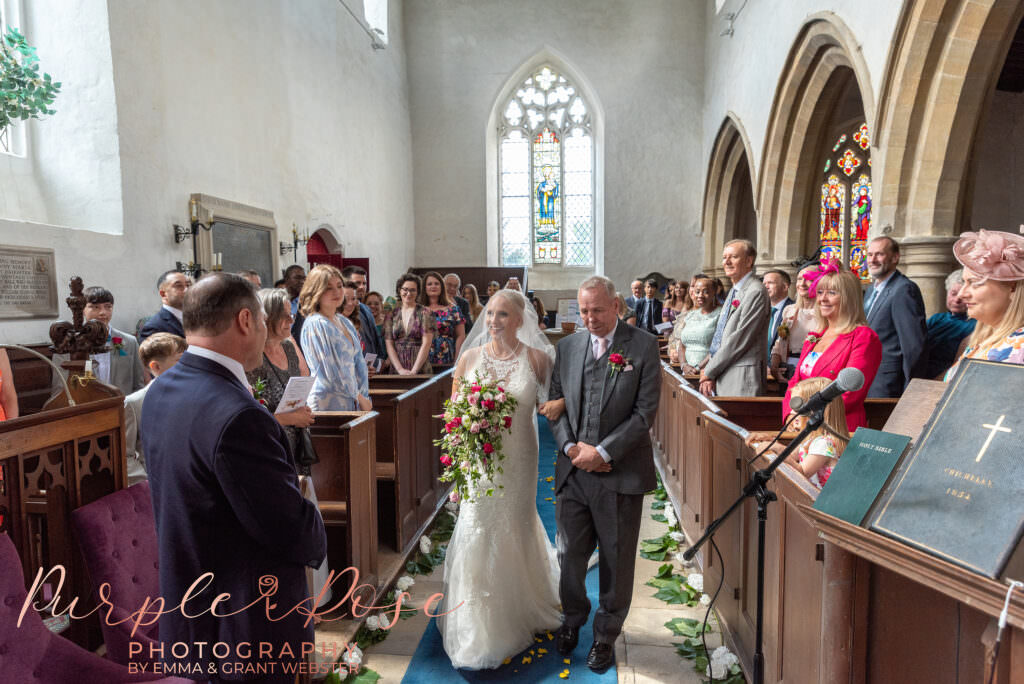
[527,346,553,404]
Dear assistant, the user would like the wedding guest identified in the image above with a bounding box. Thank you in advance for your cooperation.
[863,237,927,397]
[505,276,522,292]
[700,240,771,397]
[246,288,316,473]
[0,348,18,421]
[124,333,186,486]
[365,291,386,339]
[53,286,146,396]
[240,270,262,287]
[784,262,881,432]
[662,279,689,324]
[625,279,643,312]
[341,265,386,358]
[486,280,501,300]
[533,297,549,330]
[615,292,637,326]
[635,279,664,334]
[770,263,819,381]
[669,275,721,373]
[139,270,190,340]
[463,283,484,321]
[385,273,436,375]
[300,265,371,411]
[764,269,794,358]
[946,230,1024,373]
[924,269,975,378]
[274,278,286,289]
[753,376,849,488]
[421,271,465,371]
[444,272,473,326]
[283,264,307,345]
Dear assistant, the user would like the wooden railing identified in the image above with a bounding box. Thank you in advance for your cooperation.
[652,363,1024,682]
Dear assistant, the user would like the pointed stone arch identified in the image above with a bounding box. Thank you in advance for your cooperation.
[756,13,875,274]
[874,0,1024,311]
[484,48,605,287]
[702,114,757,276]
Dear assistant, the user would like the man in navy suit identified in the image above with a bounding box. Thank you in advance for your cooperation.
[142,273,327,682]
[763,270,794,358]
[863,237,928,397]
[634,279,663,334]
[138,270,190,341]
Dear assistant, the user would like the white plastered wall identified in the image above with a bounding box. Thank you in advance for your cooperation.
[0,0,416,343]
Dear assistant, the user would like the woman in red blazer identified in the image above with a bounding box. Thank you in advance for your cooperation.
[784,263,882,432]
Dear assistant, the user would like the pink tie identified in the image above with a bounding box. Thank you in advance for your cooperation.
[595,336,608,359]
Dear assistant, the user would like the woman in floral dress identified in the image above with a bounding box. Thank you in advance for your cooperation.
[384,273,436,375]
[422,271,465,372]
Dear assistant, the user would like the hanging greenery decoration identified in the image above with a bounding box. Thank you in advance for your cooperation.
[0,26,61,131]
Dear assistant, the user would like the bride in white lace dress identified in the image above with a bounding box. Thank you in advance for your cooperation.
[438,290,562,670]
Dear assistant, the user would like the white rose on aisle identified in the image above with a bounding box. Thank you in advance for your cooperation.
[365,615,381,631]
[396,575,415,592]
[686,572,704,592]
[420,535,433,555]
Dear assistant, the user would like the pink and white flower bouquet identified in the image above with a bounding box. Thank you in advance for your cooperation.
[435,373,518,503]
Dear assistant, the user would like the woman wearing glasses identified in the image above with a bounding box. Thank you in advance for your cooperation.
[384,273,437,375]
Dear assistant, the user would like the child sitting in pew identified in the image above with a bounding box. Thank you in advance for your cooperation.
[124,333,186,485]
[747,376,850,488]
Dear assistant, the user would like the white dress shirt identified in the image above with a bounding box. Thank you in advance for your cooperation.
[186,345,251,391]
[162,304,184,324]
[91,350,112,384]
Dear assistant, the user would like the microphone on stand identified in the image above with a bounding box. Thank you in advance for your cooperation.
[788,367,864,416]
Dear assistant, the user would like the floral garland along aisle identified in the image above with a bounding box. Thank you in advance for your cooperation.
[644,477,744,683]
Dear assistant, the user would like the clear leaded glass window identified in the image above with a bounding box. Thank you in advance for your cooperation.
[498,66,594,267]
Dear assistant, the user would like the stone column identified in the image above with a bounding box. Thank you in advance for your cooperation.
[899,236,959,317]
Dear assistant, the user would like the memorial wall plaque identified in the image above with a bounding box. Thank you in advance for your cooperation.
[212,221,274,287]
[0,245,58,319]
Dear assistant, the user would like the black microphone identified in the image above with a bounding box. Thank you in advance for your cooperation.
[788,367,865,416]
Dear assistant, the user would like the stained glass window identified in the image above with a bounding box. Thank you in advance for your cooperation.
[498,65,594,267]
[819,122,872,282]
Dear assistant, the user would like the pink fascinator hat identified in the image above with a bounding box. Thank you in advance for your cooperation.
[803,257,842,298]
[953,229,1024,282]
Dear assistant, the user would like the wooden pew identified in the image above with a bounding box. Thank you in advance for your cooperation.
[0,396,127,648]
[308,411,379,593]
[8,342,55,416]
[368,373,442,393]
[368,371,453,557]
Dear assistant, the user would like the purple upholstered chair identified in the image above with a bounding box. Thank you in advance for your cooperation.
[0,532,189,683]
[71,482,161,668]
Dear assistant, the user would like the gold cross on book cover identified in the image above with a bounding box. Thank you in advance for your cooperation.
[869,359,1024,579]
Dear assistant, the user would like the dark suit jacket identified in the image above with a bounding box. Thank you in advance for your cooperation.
[357,302,384,357]
[767,297,795,355]
[864,270,928,397]
[142,352,326,678]
[453,295,472,327]
[635,298,664,334]
[785,325,882,433]
[138,307,184,341]
[549,324,662,495]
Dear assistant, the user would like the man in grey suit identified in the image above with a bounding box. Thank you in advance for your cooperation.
[700,239,771,397]
[123,332,186,485]
[549,276,661,673]
[863,236,928,397]
[51,286,146,397]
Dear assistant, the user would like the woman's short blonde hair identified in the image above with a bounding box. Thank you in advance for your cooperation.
[961,270,1024,353]
[813,267,867,334]
[299,264,344,317]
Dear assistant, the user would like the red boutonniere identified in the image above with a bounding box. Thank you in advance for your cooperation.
[607,350,633,378]
[110,336,127,356]
[730,298,740,311]
[251,377,269,408]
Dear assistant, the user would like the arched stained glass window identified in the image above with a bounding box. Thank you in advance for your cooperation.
[820,122,872,281]
[498,66,594,267]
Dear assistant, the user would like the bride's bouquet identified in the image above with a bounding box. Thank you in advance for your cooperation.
[435,373,518,503]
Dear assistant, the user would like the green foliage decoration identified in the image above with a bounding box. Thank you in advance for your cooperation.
[0,26,61,131]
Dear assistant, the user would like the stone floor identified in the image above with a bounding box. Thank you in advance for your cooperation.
[354,494,724,683]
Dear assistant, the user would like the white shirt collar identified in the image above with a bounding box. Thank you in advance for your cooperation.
[728,270,754,293]
[162,304,183,323]
[872,270,896,292]
[186,345,250,390]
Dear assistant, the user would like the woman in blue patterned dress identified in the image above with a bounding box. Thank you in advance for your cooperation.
[300,265,371,411]
[422,271,465,372]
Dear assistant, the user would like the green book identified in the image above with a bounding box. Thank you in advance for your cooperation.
[812,428,910,525]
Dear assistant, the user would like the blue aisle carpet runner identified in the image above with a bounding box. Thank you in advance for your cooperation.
[400,417,618,683]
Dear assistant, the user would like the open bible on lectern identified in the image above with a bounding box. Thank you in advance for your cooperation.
[868,359,1024,578]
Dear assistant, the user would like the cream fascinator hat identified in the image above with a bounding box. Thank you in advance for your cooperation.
[953,229,1024,282]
